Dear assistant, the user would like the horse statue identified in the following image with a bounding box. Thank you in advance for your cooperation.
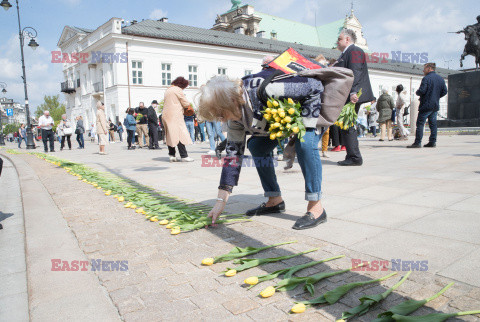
[452,17,480,69]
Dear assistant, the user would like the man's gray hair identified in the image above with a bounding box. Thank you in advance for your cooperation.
[382,88,389,94]
[262,55,274,66]
[340,28,357,44]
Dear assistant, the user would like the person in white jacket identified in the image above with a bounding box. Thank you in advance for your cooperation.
[395,85,410,140]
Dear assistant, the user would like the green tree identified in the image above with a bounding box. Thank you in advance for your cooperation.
[35,95,66,122]
[2,123,21,135]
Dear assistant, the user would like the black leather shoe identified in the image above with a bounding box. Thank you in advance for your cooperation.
[245,201,285,216]
[292,210,327,230]
[424,142,436,147]
[407,144,421,148]
[338,159,363,166]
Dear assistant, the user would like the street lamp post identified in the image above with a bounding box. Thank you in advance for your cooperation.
[2,0,39,149]
[0,82,6,146]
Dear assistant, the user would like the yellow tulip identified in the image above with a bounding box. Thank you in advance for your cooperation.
[264,114,271,121]
[270,109,277,114]
[265,107,271,114]
[292,127,300,133]
[276,131,283,138]
[291,303,306,314]
[136,208,144,213]
[171,228,181,235]
[130,204,137,209]
[97,187,102,190]
[225,269,237,277]
[288,108,295,115]
[274,117,281,123]
[201,258,214,266]
[118,196,125,202]
[166,223,174,229]
[273,122,281,128]
[150,217,159,222]
[244,277,258,285]
[284,116,292,123]
[267,100,273,108]
[272,100,279,107]
[287,98,294,105]
[260,286,276,298]
[269,133,277,140]
[159,219,169,225]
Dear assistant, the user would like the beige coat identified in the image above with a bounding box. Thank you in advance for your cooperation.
[162,86,192,146]
[96,109,108,135]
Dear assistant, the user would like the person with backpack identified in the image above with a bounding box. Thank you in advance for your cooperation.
[108,119,116,143]
[123,108,137,150]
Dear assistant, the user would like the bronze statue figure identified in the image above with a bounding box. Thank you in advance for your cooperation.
[453,16,480,69]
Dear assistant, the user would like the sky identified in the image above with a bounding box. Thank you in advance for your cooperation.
[0,0,478,108]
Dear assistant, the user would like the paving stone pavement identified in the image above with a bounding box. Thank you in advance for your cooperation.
[2,135,479,321]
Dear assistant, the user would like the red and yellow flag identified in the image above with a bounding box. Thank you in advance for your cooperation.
[267,48,323,74]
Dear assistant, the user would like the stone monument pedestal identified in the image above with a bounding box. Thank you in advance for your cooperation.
[446,70,480,127]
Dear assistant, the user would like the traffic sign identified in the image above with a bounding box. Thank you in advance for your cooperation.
[6,108,13,116]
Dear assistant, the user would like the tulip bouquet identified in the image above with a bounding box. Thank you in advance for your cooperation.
[261,98,306,142]
[334,89,363,130]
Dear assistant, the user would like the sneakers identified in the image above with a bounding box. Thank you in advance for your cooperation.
[331,146,341,152]
[169,156,179,162]
[277,154,284,161]
[340,146,346,151]
[181,157,194,162]
[207,150,216,155]
[322,151,329,158]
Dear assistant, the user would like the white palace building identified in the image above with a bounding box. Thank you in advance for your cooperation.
[57,1,456,130]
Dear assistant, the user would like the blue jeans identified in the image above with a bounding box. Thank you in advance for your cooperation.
[185,120,195,142]
[248,129,322,201]
[205,121,226,151]
[414,110,437,145]
[76,133,84,148]
[198,123,206,142]
[18,136,27,148]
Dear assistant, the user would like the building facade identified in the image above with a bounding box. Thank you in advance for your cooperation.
[0,97,26,125]
[58,16,454,131]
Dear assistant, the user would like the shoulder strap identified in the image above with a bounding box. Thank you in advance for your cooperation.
[256,69,284,106]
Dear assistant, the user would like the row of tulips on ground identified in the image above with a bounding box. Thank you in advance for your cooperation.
[17,150,480,321]
[201,241,479,321]
[30,152,250,234]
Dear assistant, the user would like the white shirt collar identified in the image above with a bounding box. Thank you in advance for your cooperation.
[342,43,353,54]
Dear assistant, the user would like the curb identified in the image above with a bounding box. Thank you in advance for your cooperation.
[0,151,121,321]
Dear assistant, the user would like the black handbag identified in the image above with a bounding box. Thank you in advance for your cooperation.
[75,128,81,135]
[404,105,410,116]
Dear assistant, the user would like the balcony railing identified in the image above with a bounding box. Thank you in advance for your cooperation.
[61,81,76,94]
[93,80,104,93]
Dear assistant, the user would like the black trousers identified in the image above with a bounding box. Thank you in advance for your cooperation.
[148,124,159,148]
[340,102,363,163]
[60,135,72,150]
[41,129,55,152]
[168,143,188,158]
[329,125,344,147]
[127,130,135,148]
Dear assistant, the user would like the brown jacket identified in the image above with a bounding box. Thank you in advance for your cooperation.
[162,86,192,146]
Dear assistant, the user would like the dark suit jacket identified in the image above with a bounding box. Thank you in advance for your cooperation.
[416,71,447,112]
[147,106,159,126]
[335,44,374,105]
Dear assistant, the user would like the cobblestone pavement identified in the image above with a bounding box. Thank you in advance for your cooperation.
[13,148,480,322]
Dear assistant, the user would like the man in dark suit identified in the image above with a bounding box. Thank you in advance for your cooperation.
[407,63,447,148]
[334,29,374,166]
[147,100,160,149]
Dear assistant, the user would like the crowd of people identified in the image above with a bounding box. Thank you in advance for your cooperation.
[8,28,447,231]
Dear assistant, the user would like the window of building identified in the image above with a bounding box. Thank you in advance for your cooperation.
[244,70,252,76]
[218,67,226,75]
[162,63,171,86]
[188,65,198,87]
[132,61,143,85]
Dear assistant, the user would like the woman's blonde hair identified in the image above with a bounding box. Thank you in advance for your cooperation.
[197,76,244,121]
[96,101,104,110]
